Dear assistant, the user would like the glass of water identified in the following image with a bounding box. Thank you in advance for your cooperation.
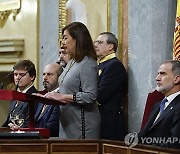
[10,112,24,127]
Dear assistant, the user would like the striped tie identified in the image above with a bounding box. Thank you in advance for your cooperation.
[39,104,47,117]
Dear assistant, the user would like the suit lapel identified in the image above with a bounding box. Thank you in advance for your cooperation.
[149,98,177,131]
[37,105,49,121]
[39,106,49,119]
[35,103,44,120]
[144,105,160,131]
[10,85,37,113]
[10,100,17,112]
[10,101,23,112]
[26,85,38,94]
[16,102,24,111]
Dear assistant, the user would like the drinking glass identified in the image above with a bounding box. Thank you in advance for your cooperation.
[10,112,24,127]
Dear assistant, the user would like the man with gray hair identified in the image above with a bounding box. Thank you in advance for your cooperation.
[94,32,127,140]
[139,60,180,149]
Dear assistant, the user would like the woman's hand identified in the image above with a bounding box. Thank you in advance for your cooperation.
[44,91,67,103]
[32,93,45,97]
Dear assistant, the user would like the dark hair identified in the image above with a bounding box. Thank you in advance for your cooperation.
[62,22,97,62]
[162,60,180,75]
[13,59,36,78]
[99,32,118,52]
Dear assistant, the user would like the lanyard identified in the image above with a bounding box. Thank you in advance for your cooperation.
[61,60,75,83]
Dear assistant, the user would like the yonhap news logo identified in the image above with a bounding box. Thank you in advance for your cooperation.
[140,137,180,145]
[124,132,138,148]
[124,132,180,148]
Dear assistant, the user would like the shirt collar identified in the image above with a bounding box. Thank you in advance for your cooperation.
[98,53,116,65]
[166,91,180,103]
[165,91,180,108]
[18,84,34,93]
[53,87,59,92]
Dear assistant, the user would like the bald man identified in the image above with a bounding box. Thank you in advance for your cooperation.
[34,63,63,137]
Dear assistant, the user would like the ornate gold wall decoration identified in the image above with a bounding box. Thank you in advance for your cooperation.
[59,0,67,42]
[107,0,110,32]
[0,0,21,28]
[120,0,128,70]
[0,39,24,61]
[118,0,123,60]
[0,39,24,71]
[0,11,11,28]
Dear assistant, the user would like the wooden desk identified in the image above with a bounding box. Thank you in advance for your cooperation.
[0,90,66,128]
[0,139,180,154]
[0,90,66,138]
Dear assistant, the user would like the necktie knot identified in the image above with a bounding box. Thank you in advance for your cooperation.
[160,98,168,114]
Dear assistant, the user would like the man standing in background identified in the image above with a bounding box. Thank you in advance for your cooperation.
[94,32,127,141]
[57,46,71,69]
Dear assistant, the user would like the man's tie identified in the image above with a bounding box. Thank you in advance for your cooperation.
[15,101,19,108]
[159,98,168,115]
[153,98,168,123]
[39,104,47,117]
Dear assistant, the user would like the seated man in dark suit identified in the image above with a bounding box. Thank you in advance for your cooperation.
[2,59,38,128]
[138,60,180,149]
[34,63,63,137]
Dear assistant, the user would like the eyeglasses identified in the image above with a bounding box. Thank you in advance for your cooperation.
[94,40,105,44]
[14,72,28,78]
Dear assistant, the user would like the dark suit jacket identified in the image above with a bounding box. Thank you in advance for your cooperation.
[97,57,127,112]
[97,57,127,140]
[34,103,59,137]
[139,94,180,149]
[2,85,38,127]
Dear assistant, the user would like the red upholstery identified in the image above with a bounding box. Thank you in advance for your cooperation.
[141,90,164,130]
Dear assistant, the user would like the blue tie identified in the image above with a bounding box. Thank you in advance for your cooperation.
[159,98,168,115]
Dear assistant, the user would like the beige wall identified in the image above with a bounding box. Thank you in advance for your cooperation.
[0,0,38,125]
[81,0,108,41]
[0,0,38,80]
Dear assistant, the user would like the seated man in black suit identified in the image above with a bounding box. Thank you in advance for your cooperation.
[139,60,180,149]
[2,59,38,128]
[34,63,63,137]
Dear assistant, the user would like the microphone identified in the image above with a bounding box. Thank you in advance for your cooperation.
[0,70,14,89]
[15,66,34,90]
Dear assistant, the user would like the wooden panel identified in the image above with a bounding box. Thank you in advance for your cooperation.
[102,143,128,154]
[159,152,174,154]
[0,139,180,154]
[0,143,48,154]
[131,147,158,154]
[51,143,99,154]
